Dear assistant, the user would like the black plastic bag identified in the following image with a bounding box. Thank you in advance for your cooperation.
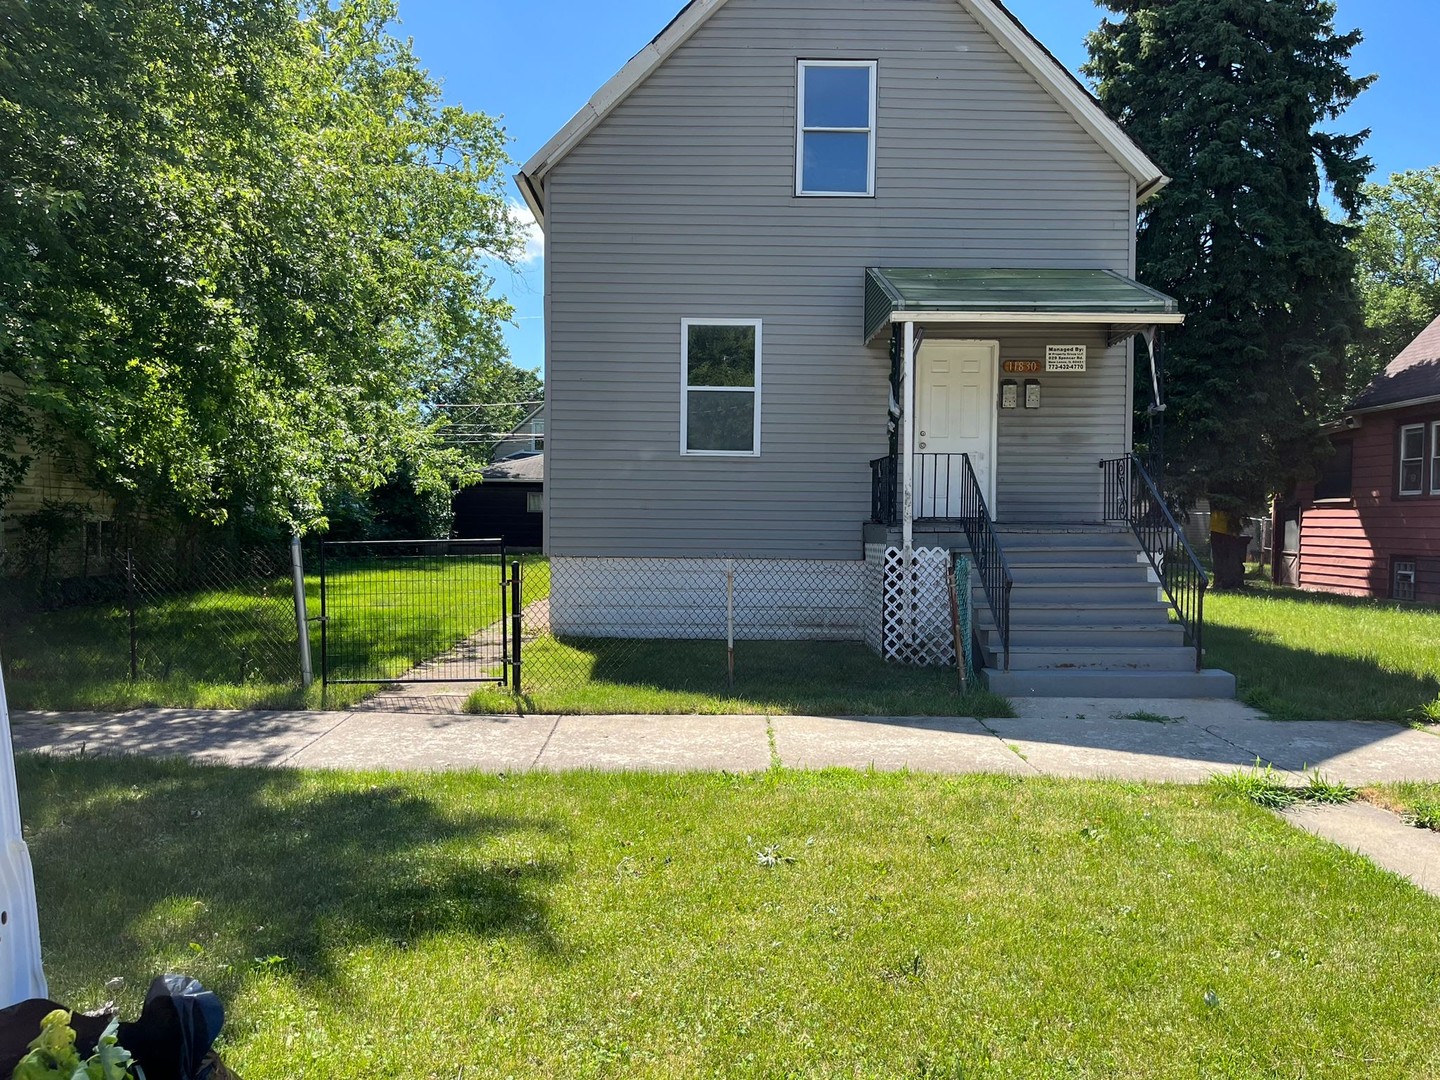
[118,975,227,1080]
[0,975,234,1080]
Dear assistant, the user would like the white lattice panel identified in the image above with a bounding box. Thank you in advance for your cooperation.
[881,547,957,666]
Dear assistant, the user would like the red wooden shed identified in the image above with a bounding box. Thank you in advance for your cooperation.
[1276,315,1440,602]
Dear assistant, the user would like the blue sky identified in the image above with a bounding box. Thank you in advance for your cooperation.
[397,0,1440,377]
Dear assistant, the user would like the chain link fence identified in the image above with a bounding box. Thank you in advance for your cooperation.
[3,532,982,713]
[0,534,304,706]
[464,551,979,712]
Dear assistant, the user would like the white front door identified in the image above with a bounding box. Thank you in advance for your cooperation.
[915,340,997,519]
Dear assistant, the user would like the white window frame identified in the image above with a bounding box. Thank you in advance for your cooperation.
[526,491,543,514]
[1432,421,1440,495]
[680,318,762,457]
[1393,557,1417,602]
[1399,423,1425,496]
[796,60,878,198]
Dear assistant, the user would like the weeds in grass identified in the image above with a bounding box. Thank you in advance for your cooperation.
[879,951,926,983]
[753,844,797,868]
[1213,762,1357,809]
[1406,803,1440,831]
[1300,771,1358,805]
[1211,762,1299,809]
[1412,697,1440,723]
[1365,783,1440,832]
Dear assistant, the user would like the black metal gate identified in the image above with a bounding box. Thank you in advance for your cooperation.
[319,539,512,686]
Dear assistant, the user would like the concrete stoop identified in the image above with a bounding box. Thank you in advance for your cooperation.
[973,526,1237,699]
[983,667,1238,699]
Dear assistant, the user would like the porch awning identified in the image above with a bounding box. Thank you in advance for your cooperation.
[864,268,1184,343]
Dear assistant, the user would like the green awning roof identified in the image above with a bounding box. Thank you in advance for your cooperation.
[864,268,1182,343]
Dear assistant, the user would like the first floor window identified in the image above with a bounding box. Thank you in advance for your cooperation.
[1399,424,1425,496]
[1393,558,1417,601]
[526,491,543,514]
[681,319,761,455]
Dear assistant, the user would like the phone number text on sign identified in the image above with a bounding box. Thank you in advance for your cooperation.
[1046,345,1087,372]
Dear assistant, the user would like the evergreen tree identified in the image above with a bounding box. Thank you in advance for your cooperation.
[1086,0,1373,585]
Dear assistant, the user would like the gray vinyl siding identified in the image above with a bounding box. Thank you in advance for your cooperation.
[981,326,1128,522]
[544,0,1137,558]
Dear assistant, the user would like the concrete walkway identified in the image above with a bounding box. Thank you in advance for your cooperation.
[1284,802,1440,898]
[13,699,1440,783]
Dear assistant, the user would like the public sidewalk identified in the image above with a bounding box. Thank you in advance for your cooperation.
[12,698,1440,784]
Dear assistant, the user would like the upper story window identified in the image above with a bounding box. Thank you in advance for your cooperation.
[1314,440,1353,501]
[796,60,877,197]
[1399,424,1425,496]
[681,319,761,456]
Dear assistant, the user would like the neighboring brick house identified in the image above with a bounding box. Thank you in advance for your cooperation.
[1278,314,1440,602]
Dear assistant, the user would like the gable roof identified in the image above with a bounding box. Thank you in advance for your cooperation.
[1349,314,1440,414]
[515,0,1169,224]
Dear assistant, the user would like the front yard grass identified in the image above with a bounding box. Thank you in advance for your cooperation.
[21,756,1440,1079]
[1365,781,1440,831]
[467,637,1015,718]
[1203,582,1440,721]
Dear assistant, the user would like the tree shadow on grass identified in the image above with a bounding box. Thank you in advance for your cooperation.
[17,755,565,1005]
[1204,621,1440,721]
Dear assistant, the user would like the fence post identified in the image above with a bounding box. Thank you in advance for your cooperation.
[290,535,314,689]
[510,561,523,694]
[725,560,735,688]
[125,548,138,682]
[319,542,328,689]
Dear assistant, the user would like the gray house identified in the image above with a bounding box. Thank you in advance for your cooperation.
[489,403,545,463]
[517,0,1234,698]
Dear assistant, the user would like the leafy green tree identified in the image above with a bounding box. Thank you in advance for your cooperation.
[1347,167,1440,397]
[0,0,521,530]
[1086,0,1373,586]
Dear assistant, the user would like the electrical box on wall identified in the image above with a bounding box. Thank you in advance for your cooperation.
[1024,379,1041,409]
[1000,379,1019,409]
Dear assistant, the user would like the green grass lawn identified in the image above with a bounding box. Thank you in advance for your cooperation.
[1203,583,1440,721]
[20,756,1440,1079]
[467,637,1014,718]
[1,556,549,712]
[1365,781,1440,831]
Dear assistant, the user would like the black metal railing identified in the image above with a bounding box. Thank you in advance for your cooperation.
[1099,454,1207,669]
[870,454,899,526]
[952,454,1014,671]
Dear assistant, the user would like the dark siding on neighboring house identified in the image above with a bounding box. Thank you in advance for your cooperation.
[1293,404,1440,603]
[453,483,544,550]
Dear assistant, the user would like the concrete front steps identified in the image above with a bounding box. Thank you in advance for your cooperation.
[972,526,1237,699]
